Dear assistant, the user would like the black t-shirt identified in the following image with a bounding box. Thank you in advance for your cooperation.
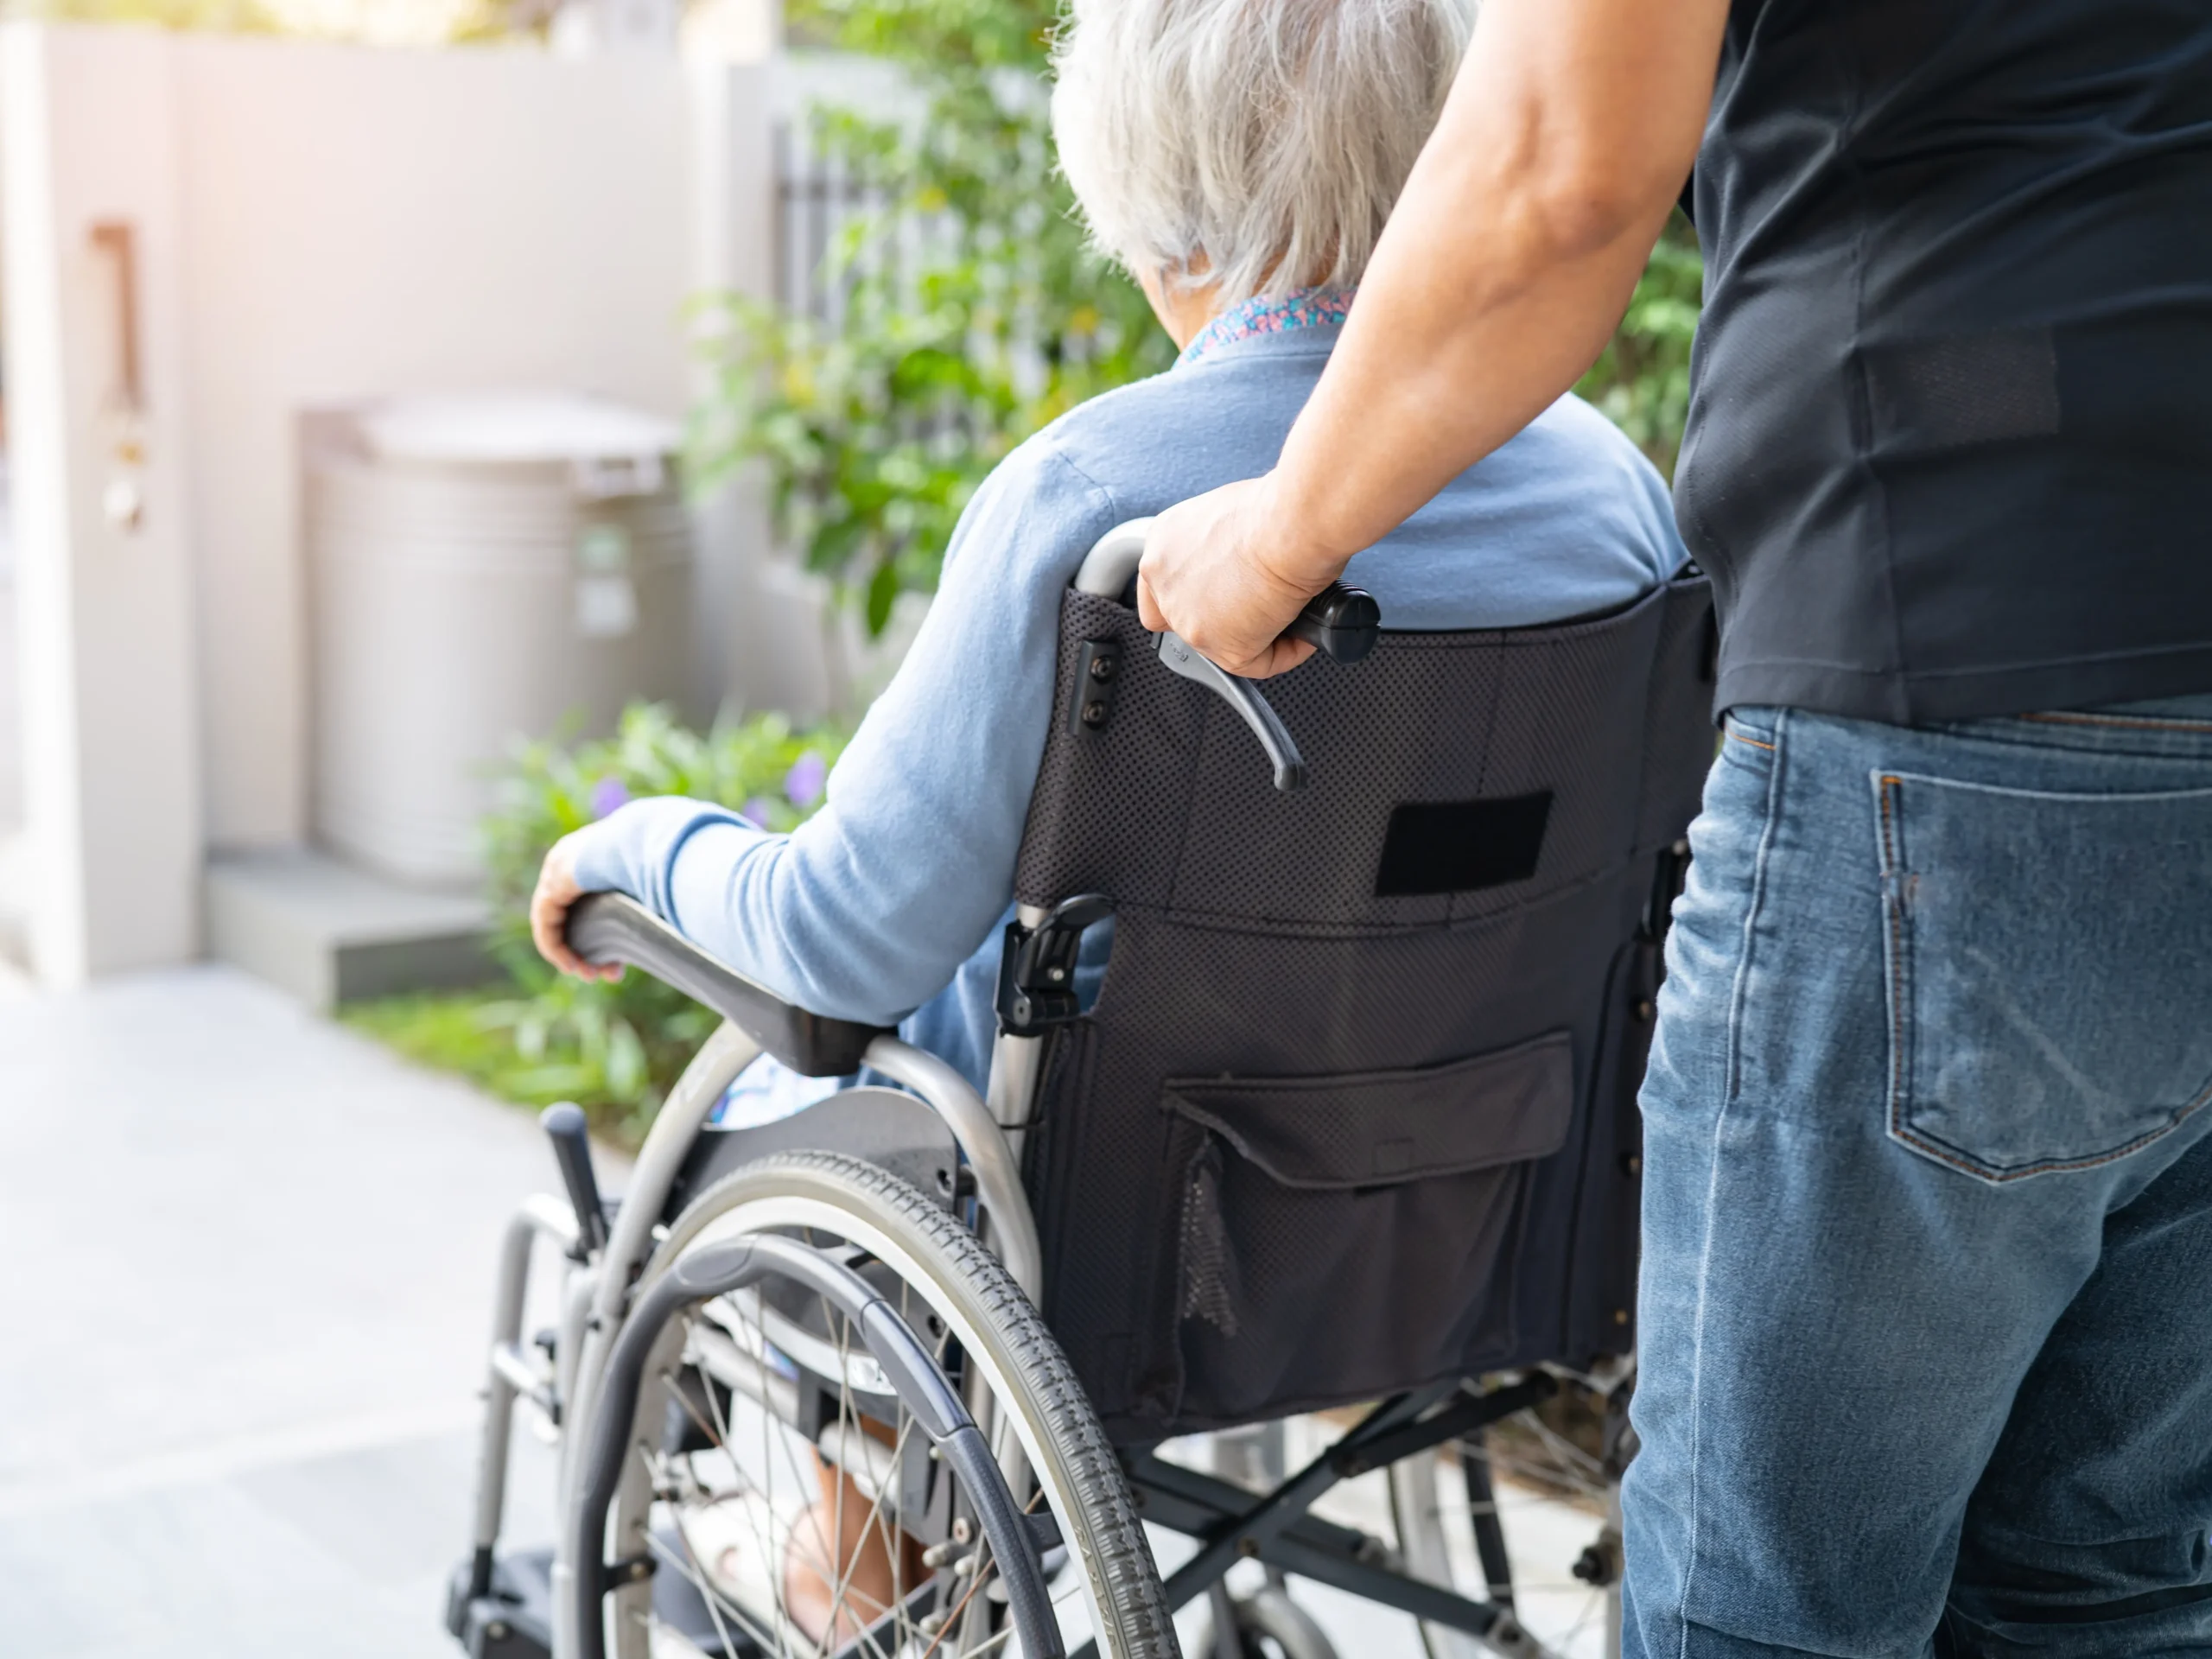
[1677,0,2212,722]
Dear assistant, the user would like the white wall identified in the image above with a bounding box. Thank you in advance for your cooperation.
[171,34,726,850]
[2,22,782,977]
[3,24,203,981]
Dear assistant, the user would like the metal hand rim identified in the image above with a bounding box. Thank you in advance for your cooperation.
[618,1190,1128,1659]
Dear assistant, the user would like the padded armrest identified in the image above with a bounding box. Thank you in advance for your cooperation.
[564,892,891,1077]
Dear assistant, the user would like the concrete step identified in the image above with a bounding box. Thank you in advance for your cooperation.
[206,846,499,1009]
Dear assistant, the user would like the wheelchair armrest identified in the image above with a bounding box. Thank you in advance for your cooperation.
[563,892,891,1077]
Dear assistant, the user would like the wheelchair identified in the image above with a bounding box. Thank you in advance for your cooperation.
[445,519,1715,1659]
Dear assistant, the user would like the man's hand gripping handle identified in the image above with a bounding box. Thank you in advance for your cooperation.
[1153,580,1380,792]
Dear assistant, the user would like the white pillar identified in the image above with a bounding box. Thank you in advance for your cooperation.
[684,49,784,719]
[2,22,202,984]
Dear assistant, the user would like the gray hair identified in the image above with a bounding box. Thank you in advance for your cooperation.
[1051,0,1476,308]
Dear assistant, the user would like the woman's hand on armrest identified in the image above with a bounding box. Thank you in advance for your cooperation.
[531,831,626,982]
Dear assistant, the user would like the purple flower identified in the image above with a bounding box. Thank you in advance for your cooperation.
[589,776,632,820]
[784,751,827,809]
[741,796,777,829]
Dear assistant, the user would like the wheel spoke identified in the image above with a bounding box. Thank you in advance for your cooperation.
[814,1302,899,1649]
[645,1483,781,1656]
[691,1318,800,1647]
[670,1315,825,1652]
[1495,1412,1606,1492]
[918,1541,997,1659]
[857,1410,924,1649]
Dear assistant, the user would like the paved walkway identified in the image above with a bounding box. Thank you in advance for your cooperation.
[0,966,1609,1658]
[0,967,563,1658]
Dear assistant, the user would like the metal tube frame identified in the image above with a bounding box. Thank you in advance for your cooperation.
[512,1012,1047,1658]
[1070,1381,1564,1659]
[550,1019,760,1659]
[465,1193,581,1601]
[863,1033,1042,1303]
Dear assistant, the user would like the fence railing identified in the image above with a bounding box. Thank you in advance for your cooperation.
[772,119,877,325]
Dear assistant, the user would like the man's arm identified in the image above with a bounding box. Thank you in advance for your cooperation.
[1136,0,1728,676]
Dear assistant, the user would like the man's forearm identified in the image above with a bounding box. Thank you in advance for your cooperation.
[1265,0,1727,582]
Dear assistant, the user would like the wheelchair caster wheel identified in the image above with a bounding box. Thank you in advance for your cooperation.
[444,1549,553,1659]
[1478,1610,1540,1656]
[1194,1582,1338,1659]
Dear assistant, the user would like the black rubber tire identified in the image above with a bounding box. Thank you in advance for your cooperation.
[643,1149,1180,1659]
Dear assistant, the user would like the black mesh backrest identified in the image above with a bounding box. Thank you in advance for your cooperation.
[1013,575,1713,1442]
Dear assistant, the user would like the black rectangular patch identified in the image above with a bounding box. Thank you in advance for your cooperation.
[1375,792,1553,897]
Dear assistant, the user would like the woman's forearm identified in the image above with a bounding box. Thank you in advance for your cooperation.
[1262,0,1727,582]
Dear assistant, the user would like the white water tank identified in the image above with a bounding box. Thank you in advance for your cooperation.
[306,392,691,886]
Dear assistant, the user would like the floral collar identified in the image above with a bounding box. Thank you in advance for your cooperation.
[1178,286,1354,366]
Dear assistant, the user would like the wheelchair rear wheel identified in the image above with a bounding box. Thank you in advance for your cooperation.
[603,1149,1177,1659]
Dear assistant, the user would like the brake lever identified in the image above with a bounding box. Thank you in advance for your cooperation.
[1152,581,1381,793]
[1155,632,1310,791]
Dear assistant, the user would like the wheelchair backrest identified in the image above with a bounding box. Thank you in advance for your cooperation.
[1010,573,1714,1442]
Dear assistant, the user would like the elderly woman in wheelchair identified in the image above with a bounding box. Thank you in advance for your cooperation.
[461,3,1706,1658]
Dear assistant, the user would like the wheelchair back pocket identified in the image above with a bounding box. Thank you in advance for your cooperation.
[1875,771,2212,1183]
[1159,1033,1573,1425]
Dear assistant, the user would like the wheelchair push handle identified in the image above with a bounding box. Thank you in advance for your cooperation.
[1071,517,1382,793]
[1284,580,1382,664]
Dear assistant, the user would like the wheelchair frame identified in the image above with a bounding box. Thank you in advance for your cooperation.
[459,894,1592,1659]
[455,523,1660,1659]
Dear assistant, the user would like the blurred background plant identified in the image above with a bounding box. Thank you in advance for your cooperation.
[690,0,1174,636]
[4,0,279,27]
[1574,213,1702,476]
[345,704,848,1143]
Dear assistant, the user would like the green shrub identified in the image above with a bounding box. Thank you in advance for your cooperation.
[7,0,279,29]
[346,704,849,1144]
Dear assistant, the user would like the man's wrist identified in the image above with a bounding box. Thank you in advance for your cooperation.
[1250,468,1357,594]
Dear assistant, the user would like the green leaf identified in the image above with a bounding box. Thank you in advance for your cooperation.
[863,556,902,636]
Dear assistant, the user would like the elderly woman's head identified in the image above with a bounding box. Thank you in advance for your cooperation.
[1052,0,1475,330]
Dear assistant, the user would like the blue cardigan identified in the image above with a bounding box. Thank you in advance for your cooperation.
[572,320,1686,1091]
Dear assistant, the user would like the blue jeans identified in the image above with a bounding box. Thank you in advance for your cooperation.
[1623,694,2212,1657]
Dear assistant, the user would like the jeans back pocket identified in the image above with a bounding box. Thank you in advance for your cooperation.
[1874,770,2212,1183]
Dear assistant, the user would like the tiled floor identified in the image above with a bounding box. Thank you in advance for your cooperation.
[0,968,564,1657]
[0,966,1612,1658]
